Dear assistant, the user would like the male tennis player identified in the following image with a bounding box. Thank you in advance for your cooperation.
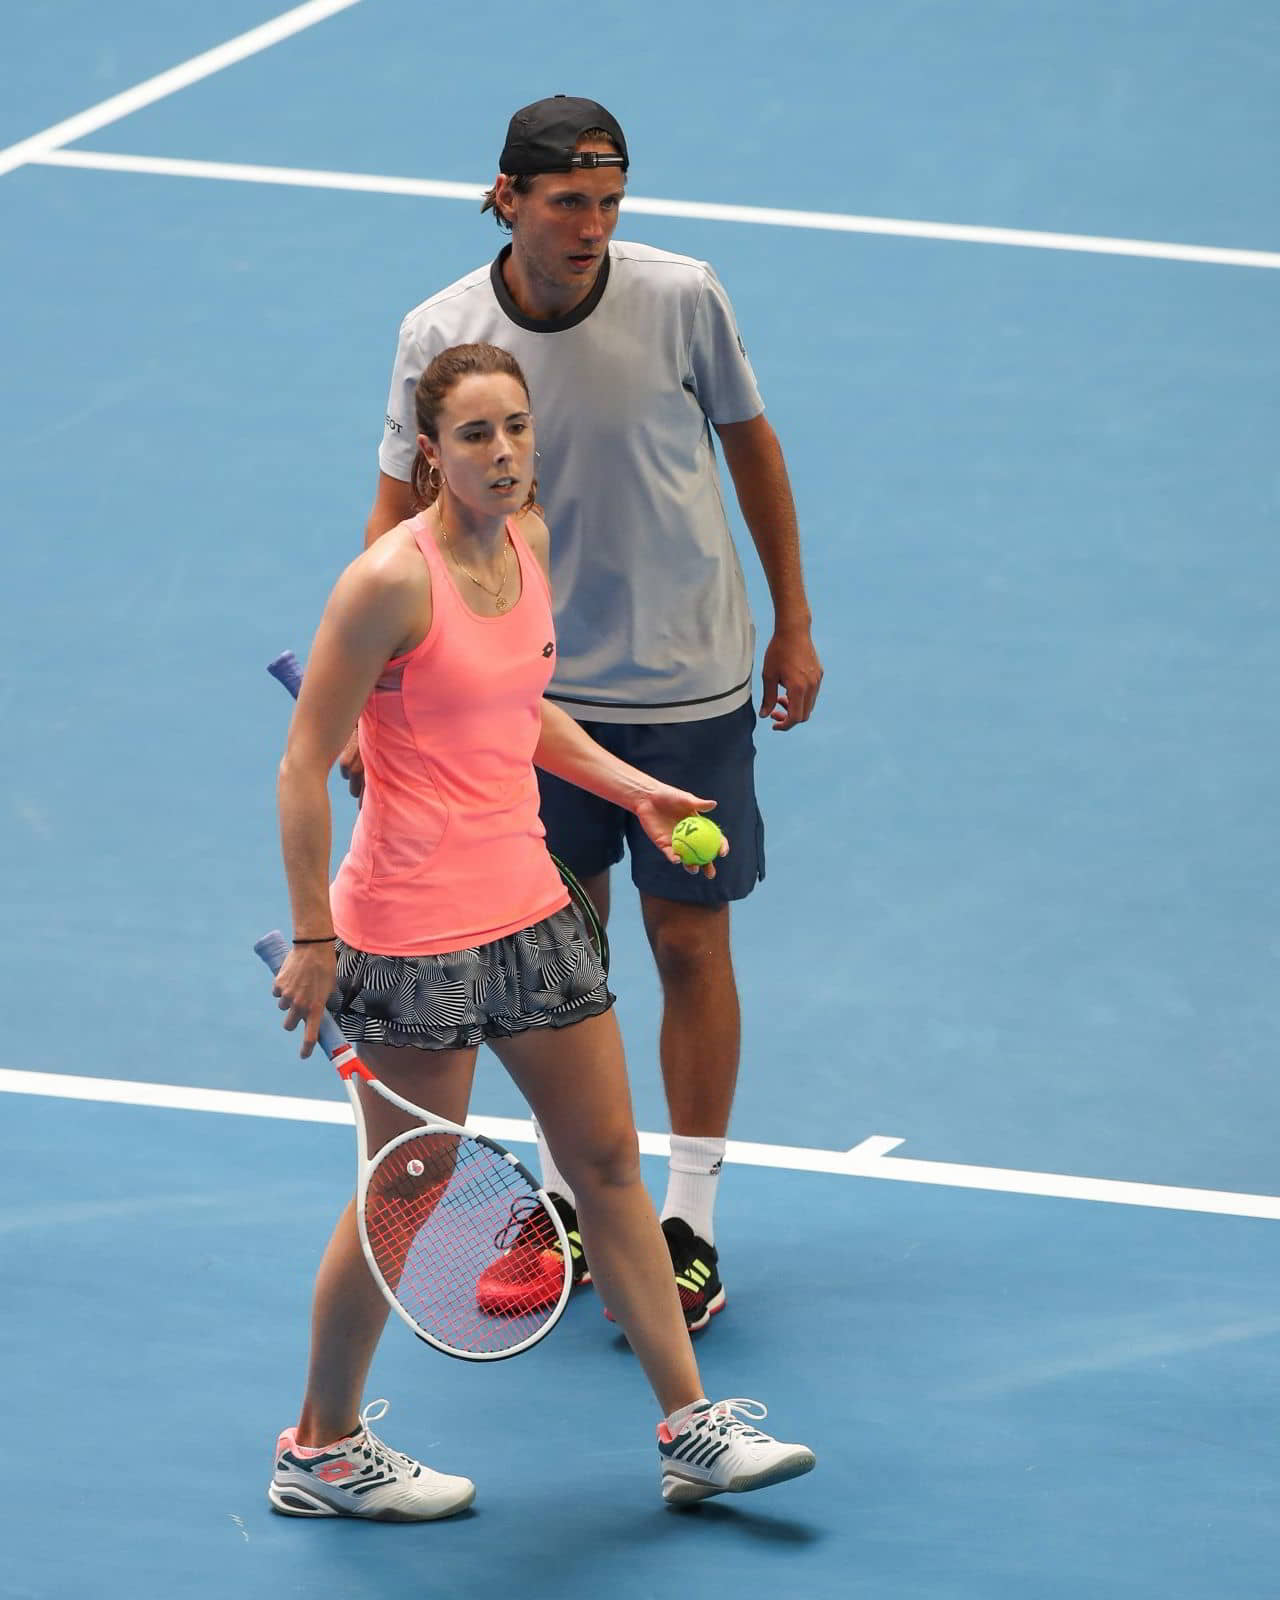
[349,95,823,1331]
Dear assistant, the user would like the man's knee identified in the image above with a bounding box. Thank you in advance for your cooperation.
[641,900,731,986]
[580,870,611,929]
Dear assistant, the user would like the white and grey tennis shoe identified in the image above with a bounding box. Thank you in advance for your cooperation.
[268,1399,475,1521]
[658,1398,816,1505]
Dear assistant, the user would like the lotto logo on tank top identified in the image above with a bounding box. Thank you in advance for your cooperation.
[542,642,554,658]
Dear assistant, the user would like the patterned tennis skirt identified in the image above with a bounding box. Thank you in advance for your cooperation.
[334,905,614,1051]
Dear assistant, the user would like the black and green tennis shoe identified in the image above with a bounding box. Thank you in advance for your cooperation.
[474,1191,591,1318]
[661,1216,725,1332]
[550,1193,592,1286]
[601,1214,725,1331]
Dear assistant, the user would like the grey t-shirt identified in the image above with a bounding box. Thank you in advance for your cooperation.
[378,240,764,724]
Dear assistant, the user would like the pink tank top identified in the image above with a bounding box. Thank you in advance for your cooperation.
[329,513,569,956]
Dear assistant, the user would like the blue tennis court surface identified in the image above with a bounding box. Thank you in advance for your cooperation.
[3,3,1278,1596]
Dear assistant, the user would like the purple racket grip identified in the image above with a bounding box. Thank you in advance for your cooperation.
[267,651,303,699]
[253,930,348,1059]
[253,929,290,972]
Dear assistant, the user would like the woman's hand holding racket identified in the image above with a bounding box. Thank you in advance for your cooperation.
[273,941,340,1058]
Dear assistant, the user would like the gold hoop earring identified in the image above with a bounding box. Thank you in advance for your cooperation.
[427,463,443,492]
[520,476,539,514]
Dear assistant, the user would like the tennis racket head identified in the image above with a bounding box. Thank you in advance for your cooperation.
[551,853,610,974]
[253,930,572,1360]
[357,1117,572,1360]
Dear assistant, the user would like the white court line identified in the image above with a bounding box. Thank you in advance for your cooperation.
[4,1067,1279,1222]
[30,147,1280,272]
[0,0,363,179]
[36,148,485,202]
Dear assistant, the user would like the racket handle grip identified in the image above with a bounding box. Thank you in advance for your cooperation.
[253,930,350,1061]
[267,651,303,700]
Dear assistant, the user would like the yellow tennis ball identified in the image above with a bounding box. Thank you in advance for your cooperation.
[671,815,723,866]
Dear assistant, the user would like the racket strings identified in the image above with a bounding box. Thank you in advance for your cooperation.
[493,1194,548,1251]
[363,1131,566,1355]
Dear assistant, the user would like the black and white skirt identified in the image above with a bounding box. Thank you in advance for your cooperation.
[334,906,613,1051]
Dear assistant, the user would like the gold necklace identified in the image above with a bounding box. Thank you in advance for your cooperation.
[438,508,511,611]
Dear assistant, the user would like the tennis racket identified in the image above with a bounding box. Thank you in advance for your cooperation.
[266,649,609,971]
[254,930,570,1359]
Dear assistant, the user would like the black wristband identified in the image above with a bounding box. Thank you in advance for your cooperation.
[292,935,337,946]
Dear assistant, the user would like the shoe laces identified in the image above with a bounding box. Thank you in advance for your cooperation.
[662,1217,712,1274]
[493,1195,549,1251]
[355,1399,421,1477]
[698,1398,772,1443]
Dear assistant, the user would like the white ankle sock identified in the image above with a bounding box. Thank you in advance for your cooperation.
[660,1134,726,1244]
[533,1117,575,1208]
[664,1397,710,1433]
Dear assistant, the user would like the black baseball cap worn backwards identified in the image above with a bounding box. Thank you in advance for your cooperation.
[499,95,629,176]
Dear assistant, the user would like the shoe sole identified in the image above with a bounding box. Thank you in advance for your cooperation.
[684,1286,726,1334]
[268,1479,476,1521]
[661,1449,817,1506]
[603,1287,726,1330]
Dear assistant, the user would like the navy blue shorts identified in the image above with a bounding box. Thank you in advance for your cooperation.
[537,702,765,906]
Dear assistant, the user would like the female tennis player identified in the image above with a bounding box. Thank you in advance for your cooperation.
[267,342,815,1519]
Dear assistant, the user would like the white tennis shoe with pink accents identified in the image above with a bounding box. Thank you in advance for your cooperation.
[268,1399,475,1521]
[658,1398,816,1505]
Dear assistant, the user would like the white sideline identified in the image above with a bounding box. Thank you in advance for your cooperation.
[28,146,1280,271]
[0,0,363,178]
[3,1067,1278,1222]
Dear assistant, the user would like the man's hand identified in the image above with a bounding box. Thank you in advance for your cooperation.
[338,730,365,798]
[759,622,823,729]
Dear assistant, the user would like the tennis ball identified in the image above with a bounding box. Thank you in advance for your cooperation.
[671,815,723,866]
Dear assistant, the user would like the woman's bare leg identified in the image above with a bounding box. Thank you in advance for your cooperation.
[491,1011,702,1416]
[295,1042,477,1446]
